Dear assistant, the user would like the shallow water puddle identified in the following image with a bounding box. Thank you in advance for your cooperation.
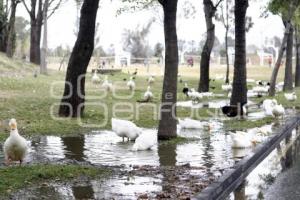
[23,125,236,169]
[14,175,162,199]
[1,120,291,199]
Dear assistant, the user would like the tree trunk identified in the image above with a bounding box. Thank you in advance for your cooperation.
[40,0,48,74]
[198,0,215,92]
[230,0,248,112]
[6,0,18,58]
[29,0,43,65]
[295,25,300,87]
[225,27,230,83]
[269,23,290,96]
[59,0,99,117]
[0,0,6,52]
[157,0,179,140]
[283,24,294,91]
[224,0,230,84]
[30,20,42,64]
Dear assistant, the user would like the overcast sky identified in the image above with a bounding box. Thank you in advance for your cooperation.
[16,0,284,51]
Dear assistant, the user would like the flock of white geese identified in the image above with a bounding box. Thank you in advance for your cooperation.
[92,71,154,102]
[2,72,298,165]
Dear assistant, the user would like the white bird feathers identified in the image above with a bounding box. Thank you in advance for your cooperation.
[262,99,284,117]
[111,118,142,141]
[132,130,157,151]
[91,71,101,84]
[102,75,113,91]
[144,86,153,101]
[178,118,210,130]
[3,119,28,165]
[284,92,297,101]
[127,76,135,91]
[111,118,157,151]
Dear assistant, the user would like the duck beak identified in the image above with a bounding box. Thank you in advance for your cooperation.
[251,140,257,145]
[10,123,17,130]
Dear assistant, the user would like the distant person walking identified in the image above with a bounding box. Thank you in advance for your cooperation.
[268,56,272,68]
[187,57,194,67]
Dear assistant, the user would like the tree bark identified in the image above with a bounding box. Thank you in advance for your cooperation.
[30,17,42,64]
[224,0,230,84]
[6,0,18,58]
[283,24,294,91]
[59,0,99,117]
[198,0,216,92]
[157,0,179,140]
[230,0,248,112]
[295,25,300,87]
[269,23,290,96]
[40,0,48,74]
[0,0,6,52]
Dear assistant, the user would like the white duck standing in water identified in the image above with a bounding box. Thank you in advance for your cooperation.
[111,118,142,142]
[3,119,28,165]
[144,86,153,101]
[132,130,157,151]
[102,75,113,91]
[178,118,211,130]
[284,92,297,101]
[91,71,101,84]
[127,76,135,91]
[230,131,256,148]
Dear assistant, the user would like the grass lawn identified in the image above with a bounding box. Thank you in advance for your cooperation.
[0,164,110,197]
[0,54,299,197]
[0,53,298,141]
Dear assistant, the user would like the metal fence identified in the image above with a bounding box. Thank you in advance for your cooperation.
[193,115,300,200]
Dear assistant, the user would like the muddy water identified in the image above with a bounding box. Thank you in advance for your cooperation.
[2,112,297,199]
[4,120,282,199]
[21,121,234,168]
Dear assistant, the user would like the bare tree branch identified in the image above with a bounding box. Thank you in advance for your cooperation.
[47,0,63,19]
[21,0,34,18]
[214,0,223,9]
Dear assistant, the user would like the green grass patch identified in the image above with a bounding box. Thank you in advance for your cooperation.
[0,53,289,142]
[224,117,274,131]
[0,164,110,197]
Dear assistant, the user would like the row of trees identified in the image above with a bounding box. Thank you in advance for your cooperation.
[0,0,63,74]
[58,0,249,140]
[3,0,297,140]
[268,0,300,96]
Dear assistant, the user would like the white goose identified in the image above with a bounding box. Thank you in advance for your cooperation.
[187,88,203,103]
[91,71,101,84]
[102,76,113,91]
[127,76,135,91]
[252,85,269,94]
[272,104,285,118]
[263,99,278,116]
[178,118,210,129]
[144,86,153,101]
[284,92,297,101]
[3,119,28,165]
[221,84,232,92]
[132,130,157,151]
[148,76,155,85]
[230,131,256,148]
[111,118,142,141]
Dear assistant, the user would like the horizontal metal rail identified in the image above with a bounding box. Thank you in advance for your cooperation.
[193,115,300,200]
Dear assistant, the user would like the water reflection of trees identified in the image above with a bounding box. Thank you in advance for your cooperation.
[61,136,85,161]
